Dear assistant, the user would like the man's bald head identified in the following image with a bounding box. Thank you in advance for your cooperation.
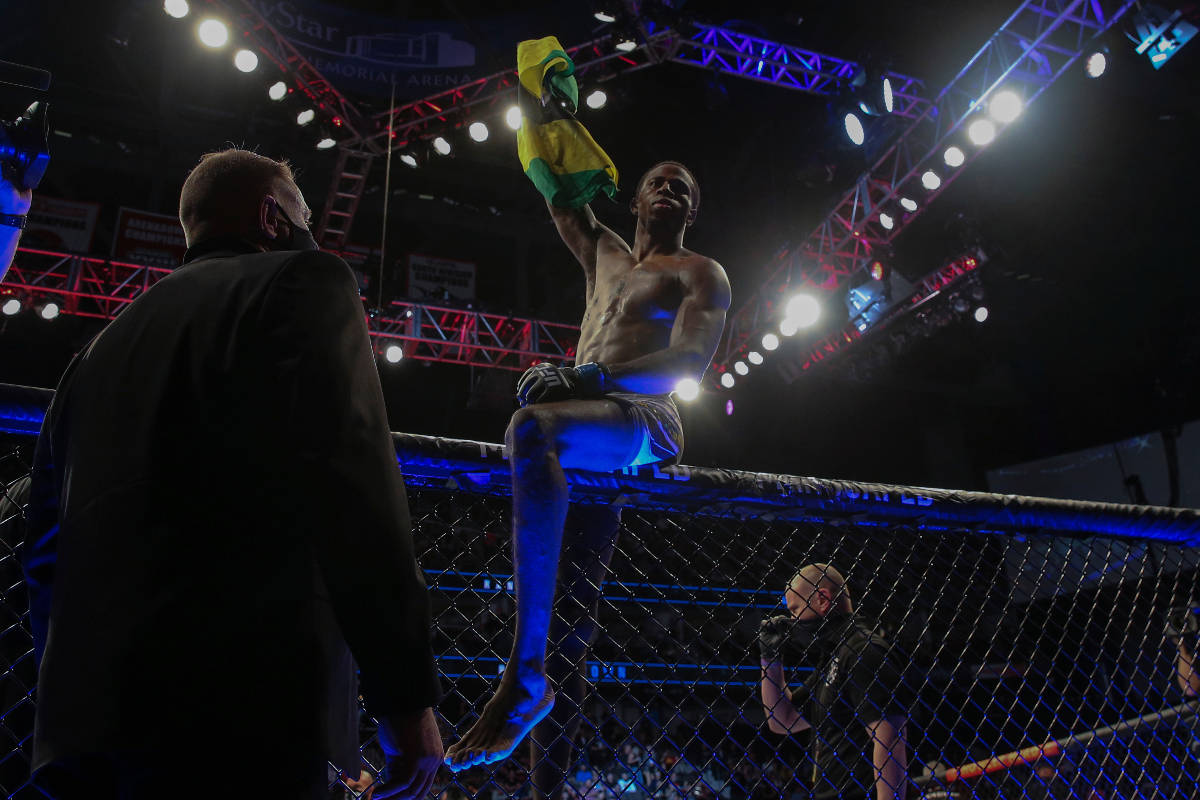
[179,148,308,247]
[786,563,853,619]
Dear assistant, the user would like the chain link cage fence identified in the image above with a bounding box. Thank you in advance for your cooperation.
[2,417,1200,800]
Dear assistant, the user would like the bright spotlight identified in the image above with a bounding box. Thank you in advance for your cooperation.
[944,146,965,167]
[585,89,608,109]
[733,361,749,376]
[594,10,617,23]
[785,293,821,328]
[720,372,736,389]
[316,137,336,150]
[974,306,989,323]
[39,301,60,320]
[900,197,917,212]
[400,153,418,168]
[1085,51,1107,78]
[433,136,451,155]
[468,121,489,142]
[989,90,1022,123]
[967,118,996,146]
[747,351,764,366]
[882,76,894,113]
[234,49,258,72]
[505,105,522,130]
[296,108,315,126]
[879,212,894,230]
[197,18,229,48]
[615,36,638,52]
[384,344,404,363]
[921,170,942,191]
[761,333,779,351]
[1,298,20,316]
[674,378,700,401]
[268,80,287,101]
[843,112,865,146]
[780,317,800,337]
[163,0,189,19]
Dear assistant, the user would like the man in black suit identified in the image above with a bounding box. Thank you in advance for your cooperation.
[24,149,442,799]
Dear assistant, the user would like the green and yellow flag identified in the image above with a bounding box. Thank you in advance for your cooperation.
[516,35,618,208]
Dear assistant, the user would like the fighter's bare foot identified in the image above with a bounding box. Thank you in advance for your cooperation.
[445,674,555,771]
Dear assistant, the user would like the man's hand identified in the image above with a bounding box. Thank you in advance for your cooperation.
[516,362,609,406]
[376,706,443,800]
[0,170,33,216]
[758,615,794,663]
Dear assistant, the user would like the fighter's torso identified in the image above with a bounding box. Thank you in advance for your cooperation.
[575,243,694,367]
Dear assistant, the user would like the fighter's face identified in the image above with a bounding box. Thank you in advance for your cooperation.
[785,576,829,621]
[634,164,697,226]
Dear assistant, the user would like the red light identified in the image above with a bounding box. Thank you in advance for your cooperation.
[965,257,977,268]
[869,260,887,281]
[333,117,343,127]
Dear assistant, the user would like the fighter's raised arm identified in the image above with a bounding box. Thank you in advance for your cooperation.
[546,200,629,289]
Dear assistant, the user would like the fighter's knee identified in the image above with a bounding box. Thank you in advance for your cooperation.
[506,407,558,457]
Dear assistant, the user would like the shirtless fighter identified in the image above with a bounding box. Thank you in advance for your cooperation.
[444,162,731,781]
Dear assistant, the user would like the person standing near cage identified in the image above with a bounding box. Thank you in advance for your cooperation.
[24,148,442,800]
[759,564,910,800]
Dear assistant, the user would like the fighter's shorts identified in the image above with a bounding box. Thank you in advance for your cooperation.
[606,392,685,468]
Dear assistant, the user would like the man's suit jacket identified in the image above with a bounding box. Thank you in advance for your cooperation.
[24,239,440,773]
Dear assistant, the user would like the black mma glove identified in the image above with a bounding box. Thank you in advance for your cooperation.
[516,361,611,407]
[758,615,794,663]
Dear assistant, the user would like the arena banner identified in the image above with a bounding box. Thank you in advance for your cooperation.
[408,253,476,301]
[23,195,100,253]
[249,0,482,99]
[111,207,188,268]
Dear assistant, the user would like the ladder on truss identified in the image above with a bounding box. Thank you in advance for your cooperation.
[315,148,375,250]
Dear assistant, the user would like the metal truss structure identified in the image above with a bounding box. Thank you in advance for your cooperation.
[775,252,983,383]
[716,0,1139,378]
[0,249,579,370]
[354,24,928,151]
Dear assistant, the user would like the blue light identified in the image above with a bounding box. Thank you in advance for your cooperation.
[1130,5,1197,70]
[846,282,888,332]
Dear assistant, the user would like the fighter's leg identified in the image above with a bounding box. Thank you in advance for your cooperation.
[531,505,622,799]
[445,400,641,770]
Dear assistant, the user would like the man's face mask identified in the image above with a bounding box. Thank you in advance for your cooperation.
[268,200,319,252]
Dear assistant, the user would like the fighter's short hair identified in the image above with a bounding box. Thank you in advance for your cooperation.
[792,563,853,614]
[179,148,295,242]
[637,161,700,210]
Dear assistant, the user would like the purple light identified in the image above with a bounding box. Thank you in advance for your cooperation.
[725,399,734,416]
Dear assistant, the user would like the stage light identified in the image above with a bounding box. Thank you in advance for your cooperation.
[615,35,638,52]
[879,212,894,230]
[674,378,700,401]
[725,399,734,416]
[296,108,315,126]
[989,90,1022,123]
[900,197,917,212]
[585,89,607,109]
[1,298,20,316]
[468,121,489,142]
[944,146,965,167]
[1085,51,1108,78]
[974,306,989,323]
[433,136,452,155]
[786,293,821,329]
[733,361,749,376]
[747,351,764,366]
[869,260,889,281]
[37,300,60,320]
[316,137,335,150]
[268,80,287,101]
[594,10,617,23]
[720,372,736,388]
[384,344,404,363]
[163,0,189,19]
[921,170,942,191]
[505,105,522,130]
[197,18,229,48]
[400,153,418,168]
[882,76,894,113]
[967,118,996,146]
[843,112,865,146]
[762,333,779,351]
[234,49,258,72]
[780,317,800,337]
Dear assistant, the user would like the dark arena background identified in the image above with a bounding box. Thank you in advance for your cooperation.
[3,1,1200,798]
